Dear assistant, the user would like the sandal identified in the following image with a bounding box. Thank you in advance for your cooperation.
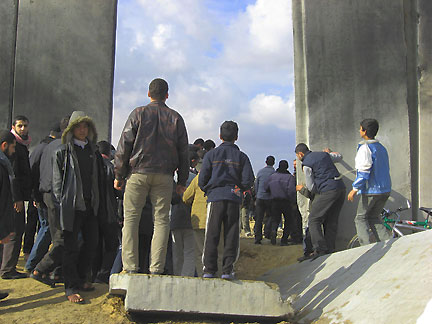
[66,293,85,304]
[30,270,55,288]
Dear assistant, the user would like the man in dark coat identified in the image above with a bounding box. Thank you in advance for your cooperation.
[52,111,102,303]
[0,130,17,299]
[0,116,32,279]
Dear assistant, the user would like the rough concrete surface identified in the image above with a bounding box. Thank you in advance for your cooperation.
[110,274,294,319]
[12,0,117,145]
[293,0,415,248]
[0,0,18,129]
[261,230,432,324]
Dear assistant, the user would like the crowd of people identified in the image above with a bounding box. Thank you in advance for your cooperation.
[0,78,391,304]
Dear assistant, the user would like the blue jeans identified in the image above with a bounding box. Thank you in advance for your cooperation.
[25,206,51,272]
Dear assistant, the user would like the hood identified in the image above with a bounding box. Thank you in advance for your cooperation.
[61,111,97,145]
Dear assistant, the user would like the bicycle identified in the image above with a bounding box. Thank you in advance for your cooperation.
[347,201,431,249]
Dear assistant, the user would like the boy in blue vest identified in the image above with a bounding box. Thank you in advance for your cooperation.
[295,144,345,260]
[198,121,254,280]
[348,118,391,245]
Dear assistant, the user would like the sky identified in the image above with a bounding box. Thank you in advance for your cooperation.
[112,0,296,174]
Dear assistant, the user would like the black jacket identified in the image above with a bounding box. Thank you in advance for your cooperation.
[11,142,32,202]
[99,156,121,224]
[198,142,254,203]
[114,101,189,186]
[30,136,56,203]
[0,157,14,240]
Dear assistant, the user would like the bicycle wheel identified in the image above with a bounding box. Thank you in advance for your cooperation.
[347,234,361,249]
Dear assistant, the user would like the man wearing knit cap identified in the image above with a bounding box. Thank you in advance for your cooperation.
[115,78,189,275]
[52,111,102,303]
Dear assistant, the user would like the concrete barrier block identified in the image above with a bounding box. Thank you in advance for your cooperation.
[110,274,294,319]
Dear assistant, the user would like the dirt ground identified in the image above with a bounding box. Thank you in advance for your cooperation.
[0,236,303,324]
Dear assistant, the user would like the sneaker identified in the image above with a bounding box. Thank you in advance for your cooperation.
[120,270,138,275]
[221,273,236,280]
[297,253,313,262]
[203,273,216,279]
[0,292,8,300]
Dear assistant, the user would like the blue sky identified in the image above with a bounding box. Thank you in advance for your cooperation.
[112,0,296,173]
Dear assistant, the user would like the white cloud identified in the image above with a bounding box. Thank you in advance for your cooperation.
[113,0,296,169]
[244,93,295,130]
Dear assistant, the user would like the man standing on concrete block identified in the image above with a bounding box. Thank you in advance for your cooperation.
[295,144,345,260]
[1,116,32,279]
[114,78,189,275]
[348,118,392,245]
[254,155,275,244]
[198,121,254,279]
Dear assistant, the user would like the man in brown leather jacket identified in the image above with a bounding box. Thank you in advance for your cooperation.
[114,78,189,274]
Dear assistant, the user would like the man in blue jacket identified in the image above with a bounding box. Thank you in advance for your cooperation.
[264,160,300,246]
[295,144,345,260]
[198,121,254,280]
[348,119,391,245]
[254,155,275,244]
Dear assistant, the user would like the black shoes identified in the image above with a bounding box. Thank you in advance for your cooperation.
[1,270,28,279]
[0,292,8,300]
[297,251,328,262]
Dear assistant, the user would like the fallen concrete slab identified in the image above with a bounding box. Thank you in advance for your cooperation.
[260,230,432,324]
[109,274,294,319]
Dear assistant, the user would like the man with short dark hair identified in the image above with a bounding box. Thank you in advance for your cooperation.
[348,118,391,245]
[295,144,345,260]
[264,160,298,246]
[198,121,254,279]
[1,116,32,279]
[115,78,189,275]
[254,155,275,244]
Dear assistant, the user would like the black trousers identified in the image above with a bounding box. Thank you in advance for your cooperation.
[92,221,120,283]
[0,208,25,275]
[270,199,299,242]
[308,188,346,253]
[35,193,64,274]
[63,207,98,294]
[203,201,240,275]
[254,198,272,242]
[23,201,39,254]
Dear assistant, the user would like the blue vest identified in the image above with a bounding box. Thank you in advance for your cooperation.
[302,151,345,193]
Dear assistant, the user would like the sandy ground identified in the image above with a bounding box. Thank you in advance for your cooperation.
[0,235,303,324]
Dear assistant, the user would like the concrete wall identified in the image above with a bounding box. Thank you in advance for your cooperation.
[0,0,18,130]
[418,0,432,219]
[4,0,117,146]
[292,0,429,247]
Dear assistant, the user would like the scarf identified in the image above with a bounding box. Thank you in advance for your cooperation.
[10,128,32,148]
[0,149,14,177]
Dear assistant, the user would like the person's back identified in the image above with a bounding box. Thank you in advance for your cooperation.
[115,102,189,185]
[265,171,296,201]
[198,121,254,280]
[198,142,254,203]
[354,141,391,194]
[114,78,190,276]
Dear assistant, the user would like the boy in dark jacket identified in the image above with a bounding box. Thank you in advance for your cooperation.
[198,121,254,280]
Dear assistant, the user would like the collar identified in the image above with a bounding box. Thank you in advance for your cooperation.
[359,139,379,145]
[73,138,88,149]
[220,142,239,150]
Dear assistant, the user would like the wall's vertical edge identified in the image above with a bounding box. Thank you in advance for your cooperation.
[417,0,432,220]
[13,0,117,146]
[292,0,310,225]
[0,0,18,129]
[403,0,419,220]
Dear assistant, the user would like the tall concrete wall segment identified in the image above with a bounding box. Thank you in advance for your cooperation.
[0,0,18,130]
[292,0,427,246]
[10,0,117,145]
[418,0,432,220]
